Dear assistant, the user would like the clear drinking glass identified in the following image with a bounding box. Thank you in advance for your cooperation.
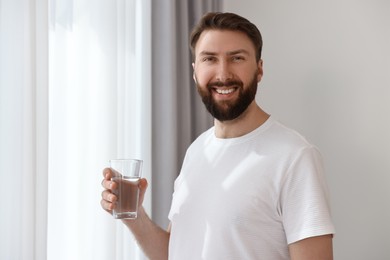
[109,159,143,219]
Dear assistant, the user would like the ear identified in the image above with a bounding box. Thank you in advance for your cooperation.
[257,59,264,82]
[192,62,196,83]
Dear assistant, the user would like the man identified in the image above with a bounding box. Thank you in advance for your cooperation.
[101,12,335,259]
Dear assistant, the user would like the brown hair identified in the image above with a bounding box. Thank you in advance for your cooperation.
[190,12,263,62]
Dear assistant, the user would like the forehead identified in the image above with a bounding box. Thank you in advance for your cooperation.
[195,29,256,56]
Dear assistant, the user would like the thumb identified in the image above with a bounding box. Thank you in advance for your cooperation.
[138,178,148,205]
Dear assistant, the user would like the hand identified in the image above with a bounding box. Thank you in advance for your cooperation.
[100,167,148,215]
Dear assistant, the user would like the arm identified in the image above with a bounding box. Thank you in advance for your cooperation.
[123,207,170,260]
[288,234,333,260]
[101,168,170,260]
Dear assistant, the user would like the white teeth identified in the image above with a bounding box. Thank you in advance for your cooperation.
[216,88,235,94]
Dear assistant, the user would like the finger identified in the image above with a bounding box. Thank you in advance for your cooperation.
[101,190,117,203]
[103,167,122,178]
[138,178,148,191]
[101,190,117,212]
[101,178,118,190]
[102,168,112,179]
[100,198,114,213]
[101,168,119,189]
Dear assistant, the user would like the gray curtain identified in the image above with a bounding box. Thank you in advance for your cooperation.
[151,0,222,228]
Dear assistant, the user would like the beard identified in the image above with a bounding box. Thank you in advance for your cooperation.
[196,72,258,121]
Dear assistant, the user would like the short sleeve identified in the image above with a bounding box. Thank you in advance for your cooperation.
[280,146,335,244]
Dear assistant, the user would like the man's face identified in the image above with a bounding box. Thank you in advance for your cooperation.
[193,29,263,121]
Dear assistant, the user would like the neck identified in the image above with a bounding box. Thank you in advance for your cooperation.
[214,101,270,138]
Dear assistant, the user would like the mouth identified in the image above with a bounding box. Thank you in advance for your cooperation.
[208,80,242,97]
[214,88,236,95]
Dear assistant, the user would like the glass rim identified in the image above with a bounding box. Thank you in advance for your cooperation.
[109,158,143,163]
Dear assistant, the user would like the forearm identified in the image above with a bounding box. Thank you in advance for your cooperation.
[289,235,333,260]
[123,206,169,260]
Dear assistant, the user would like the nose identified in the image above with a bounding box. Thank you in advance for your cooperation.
[215,60,233,82]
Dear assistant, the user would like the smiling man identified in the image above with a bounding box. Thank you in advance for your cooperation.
[101,12,335,260]
[194,31,261,121]
[192,28,267,136]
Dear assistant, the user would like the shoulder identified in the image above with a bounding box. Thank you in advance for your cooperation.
[267,119,312,147]
[259,118,318,157]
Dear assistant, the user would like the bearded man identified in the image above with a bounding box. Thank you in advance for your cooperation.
[101,12,335,260]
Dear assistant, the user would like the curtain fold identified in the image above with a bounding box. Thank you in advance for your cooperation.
[0,0,48,259]
[151,0,222,228]
[1,0,151,259]
[47,0,151,259]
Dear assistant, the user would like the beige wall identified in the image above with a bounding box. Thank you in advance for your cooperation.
[223,1,390,259]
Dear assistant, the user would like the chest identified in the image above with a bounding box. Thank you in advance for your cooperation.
[172,145,287,225]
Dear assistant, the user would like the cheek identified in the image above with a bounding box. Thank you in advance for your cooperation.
[241,65,261,84]
[194,68,213,86]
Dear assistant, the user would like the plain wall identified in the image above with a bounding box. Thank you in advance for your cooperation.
[223,1,390,259]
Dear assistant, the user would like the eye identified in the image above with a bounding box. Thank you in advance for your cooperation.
[201,56,217,62]
[232,56,245,62]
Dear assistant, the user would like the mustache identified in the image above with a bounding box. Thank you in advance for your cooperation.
[207,80,243,88]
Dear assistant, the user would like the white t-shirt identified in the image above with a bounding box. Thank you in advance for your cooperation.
[168,117,335,259]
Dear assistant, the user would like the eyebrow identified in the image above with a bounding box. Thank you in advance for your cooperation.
[226,49,250,56]
[198,51,217,57]
[198,49,250,57]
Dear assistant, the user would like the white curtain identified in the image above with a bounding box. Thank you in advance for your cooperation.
[0,0,48,259]
[0,0,151,259]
